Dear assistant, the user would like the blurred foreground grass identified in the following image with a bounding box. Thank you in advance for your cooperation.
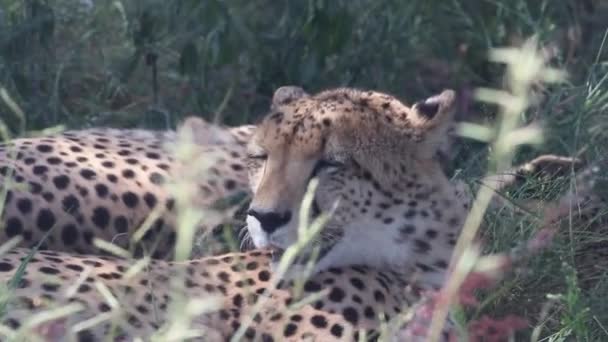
[0,0,607,340]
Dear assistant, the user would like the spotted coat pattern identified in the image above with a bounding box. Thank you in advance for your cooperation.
[0,248,438,341]
[0,117,255,259]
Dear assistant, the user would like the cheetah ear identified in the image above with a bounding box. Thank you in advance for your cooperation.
[177,116,238,145]
[272,86,309,108]
[410,89,457,158]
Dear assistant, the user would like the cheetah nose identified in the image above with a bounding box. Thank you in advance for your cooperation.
[247,209,292,234]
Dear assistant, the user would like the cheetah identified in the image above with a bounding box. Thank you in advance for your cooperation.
[0,86,467,341]
[0,117,255,259]
[245,86,468,288]
[0,84,594,341]
[0,248,432,341]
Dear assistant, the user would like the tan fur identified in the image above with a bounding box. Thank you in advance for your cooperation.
[0,86,470,341]
[245,87,467,288]
[0,118,255,259]
[0,248,429,341]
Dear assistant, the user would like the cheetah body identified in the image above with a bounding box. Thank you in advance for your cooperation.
[0,118,255,259]
[0,86,468,341]
[0,248,424,341]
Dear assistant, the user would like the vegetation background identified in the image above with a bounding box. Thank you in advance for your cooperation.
[1,0,607,340]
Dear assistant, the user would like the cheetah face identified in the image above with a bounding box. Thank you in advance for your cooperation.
[245,86,463,280]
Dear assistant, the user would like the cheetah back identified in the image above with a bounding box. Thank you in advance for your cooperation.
[0,118,255,259]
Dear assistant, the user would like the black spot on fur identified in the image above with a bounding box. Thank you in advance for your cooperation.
[165,198,175,211]
[23,158,35,165]
[304,280,322,292]
[224,179,237,190]
[0,262,13,272]
[94,183,109,197]
[42,283,60,292]
[32,165,48,175]
[80,168,96,180]
[83,260,103,267]
[374,290,385,303]
[435,260,448,269]
[329,287,346,302]
[143,192,157,208]
[330,324,344,337]
[230,163,243,171]
[101,161,115,168]
[414,239,431,253]
[311,315,328,328]
[91,207,110,229]
[269,313,283,321]
[114,216,128,233]
[36,209,56,231]
[61,224,79,245]
[269,112,284,123]
[36,144,53,153]
[39,266,60,275]
[349,277,365,291]
[416,263,435,272]
[46,157,61,165]
[232,294,243,307]
[258,270,270,282]
[28,182,42,194]
[122,169,135,178]
[283,323,298,337]
[17,198,32,214]
[364,306,376,319]
[149,172,165,185]
[218,271,231,283]
[52,175,70,190]
[400,224,416,235]
[62,195,80,213]
[342,307,359,325]
[146,152,160,159]
[6,217,23,237]
[42,192,54,202]
[66,264,84,272]
[244,327,257,339]
[83,230,94,244]
[122,192,139,208]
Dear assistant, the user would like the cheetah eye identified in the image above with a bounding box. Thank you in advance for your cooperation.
[317,159,344,168]
[312,159,344,176]
[247,153,267,161]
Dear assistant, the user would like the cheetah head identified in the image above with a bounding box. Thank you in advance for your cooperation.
[246,86,466,285]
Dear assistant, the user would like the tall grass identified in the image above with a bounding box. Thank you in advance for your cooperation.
[0,0,600,130]
[428,37,566,341]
